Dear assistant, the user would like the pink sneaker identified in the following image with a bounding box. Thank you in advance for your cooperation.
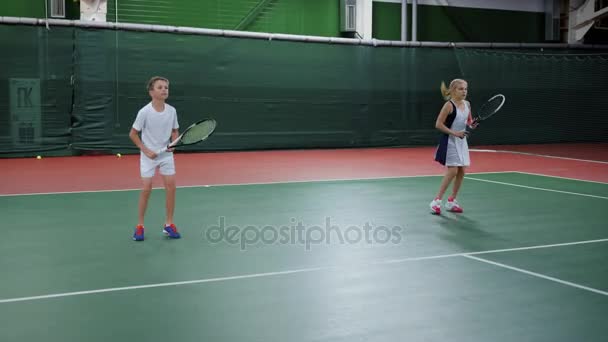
[446,199,463,213]
[429,199,441,215]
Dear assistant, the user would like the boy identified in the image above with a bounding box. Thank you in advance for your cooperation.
[129,76,181,241]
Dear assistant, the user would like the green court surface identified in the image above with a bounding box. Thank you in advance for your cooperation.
[1,172,607,341]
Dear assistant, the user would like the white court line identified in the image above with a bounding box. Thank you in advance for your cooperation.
[470,148,608,165]
[381,238,608,263]
[514,171,608,185]
[1,237,607,304]
[0,267,329,304]
[0,171,516,197]
[465,177,608,200]
[463,255,608,296]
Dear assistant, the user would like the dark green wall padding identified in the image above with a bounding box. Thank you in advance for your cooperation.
[1,24,607,157]
[372,2,544,43]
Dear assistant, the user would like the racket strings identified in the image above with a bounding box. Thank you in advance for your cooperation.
[181,121,216,144]
[477,95,505,120]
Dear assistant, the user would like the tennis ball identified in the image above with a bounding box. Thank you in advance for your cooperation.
[116,153,122,158]
[36,155,42,159]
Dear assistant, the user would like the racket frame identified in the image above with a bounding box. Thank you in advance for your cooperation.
[473,94,505,123]
[157,118,216,153]
[463,94,505,138]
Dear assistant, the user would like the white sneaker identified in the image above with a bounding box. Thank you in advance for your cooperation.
[445,199,463,213]
[429,199,441,215]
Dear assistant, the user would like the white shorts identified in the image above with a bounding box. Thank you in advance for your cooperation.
[140,152,176,178]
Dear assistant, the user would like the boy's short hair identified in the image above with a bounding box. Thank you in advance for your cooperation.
[147,76,169,91]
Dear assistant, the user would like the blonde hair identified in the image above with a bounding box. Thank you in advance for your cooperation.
[146,76,169,91]
[440,79,466,100]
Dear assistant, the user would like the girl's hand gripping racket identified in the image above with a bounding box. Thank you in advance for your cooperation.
[157,118,217,153]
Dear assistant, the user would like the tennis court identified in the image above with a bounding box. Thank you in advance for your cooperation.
[1,146,607,342]
[2,2,608,340]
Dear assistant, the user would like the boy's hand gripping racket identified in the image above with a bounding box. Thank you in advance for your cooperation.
[157,118,217,153]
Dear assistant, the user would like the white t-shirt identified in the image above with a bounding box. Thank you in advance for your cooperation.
[132,102,179,152]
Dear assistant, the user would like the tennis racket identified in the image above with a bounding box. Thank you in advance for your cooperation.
[157,118,217,153]
[465,94,505,137]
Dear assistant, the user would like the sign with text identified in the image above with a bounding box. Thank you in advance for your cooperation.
[9,78,41,146]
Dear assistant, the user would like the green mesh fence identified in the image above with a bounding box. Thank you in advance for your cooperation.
[1,24,607,157]
[0,25,73,156]
[453,47,608,144]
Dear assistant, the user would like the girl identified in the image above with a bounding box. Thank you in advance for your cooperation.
[430,79,477,215]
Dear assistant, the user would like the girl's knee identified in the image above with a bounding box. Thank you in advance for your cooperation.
[447,167,459,176]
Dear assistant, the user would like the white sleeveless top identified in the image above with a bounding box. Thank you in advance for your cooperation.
[445,101,470,167]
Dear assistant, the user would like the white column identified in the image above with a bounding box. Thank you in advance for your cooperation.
[360,0,374,39]
[412,0,417,41]
[401,0,408,41]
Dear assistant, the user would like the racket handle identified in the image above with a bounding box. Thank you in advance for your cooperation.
[156,146,169,154]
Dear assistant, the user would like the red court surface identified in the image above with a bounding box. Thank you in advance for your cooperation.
[1,143,606,195]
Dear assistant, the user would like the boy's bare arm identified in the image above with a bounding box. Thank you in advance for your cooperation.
[129,128,157,158]
[166,129,179,152]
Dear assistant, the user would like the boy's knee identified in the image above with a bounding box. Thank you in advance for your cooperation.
[141,182,153,193]
[162,175,176,190]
